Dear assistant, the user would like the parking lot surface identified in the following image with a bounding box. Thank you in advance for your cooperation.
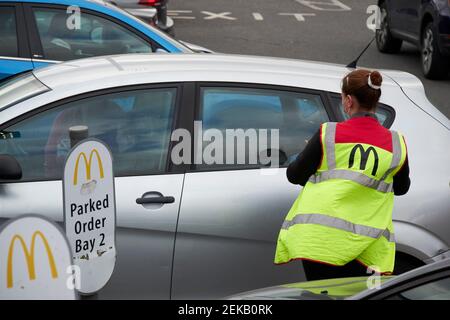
[170,0,450,118]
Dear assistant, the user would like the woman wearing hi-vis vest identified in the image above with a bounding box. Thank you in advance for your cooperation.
[274,69,411,281]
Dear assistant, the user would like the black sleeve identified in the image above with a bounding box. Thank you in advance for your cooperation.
[393,155,411,196]
[286,129,322,186]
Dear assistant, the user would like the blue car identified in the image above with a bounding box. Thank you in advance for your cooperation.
[0,0,191,81]
[376,0,450,79]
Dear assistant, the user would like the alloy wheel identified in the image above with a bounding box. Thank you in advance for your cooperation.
[422,28,434,74]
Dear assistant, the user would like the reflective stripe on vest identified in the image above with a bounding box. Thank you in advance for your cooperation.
[309,122,402,193]
[309,170,393,193]
[281,213,395,242]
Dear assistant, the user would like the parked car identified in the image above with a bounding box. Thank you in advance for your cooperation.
[376,0,450,79]
[0,0,192,81]
[109,0,174,36]
[0,54,449,299]
[229,258,450,300]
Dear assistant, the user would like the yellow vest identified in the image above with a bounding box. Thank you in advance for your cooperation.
[275,122,407,273]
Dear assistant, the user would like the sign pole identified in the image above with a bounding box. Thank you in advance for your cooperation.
[69,125,89,148]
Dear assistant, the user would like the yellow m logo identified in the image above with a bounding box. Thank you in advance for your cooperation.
[7,231,58,288]
[73,149,104,185]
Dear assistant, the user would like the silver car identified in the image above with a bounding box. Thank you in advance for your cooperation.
[0,54,449,299]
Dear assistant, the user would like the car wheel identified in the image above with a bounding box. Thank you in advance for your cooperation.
[421,22,450,79]
[393,252,425,275]
[376,3,403,53]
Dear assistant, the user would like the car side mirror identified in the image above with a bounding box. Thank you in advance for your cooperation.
[0,155,22,180]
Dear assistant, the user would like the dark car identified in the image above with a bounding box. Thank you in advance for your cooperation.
[110,0,174,35]
[229,258,450,300]
[376,0,450,79]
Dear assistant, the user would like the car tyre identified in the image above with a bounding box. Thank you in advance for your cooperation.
[421,22,450,79]
[376,3,403,53]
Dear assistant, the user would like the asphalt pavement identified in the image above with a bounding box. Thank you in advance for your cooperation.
[169,0,450,119]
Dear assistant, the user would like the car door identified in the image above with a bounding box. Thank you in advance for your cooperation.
[171,83,336,299]
[401,0,421,40]
[22,3,156,66]
[0,3,33,81]
[388,0,421,40]
[0,84,185,299]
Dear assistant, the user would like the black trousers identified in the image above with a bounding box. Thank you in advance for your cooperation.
[302,259,369,281]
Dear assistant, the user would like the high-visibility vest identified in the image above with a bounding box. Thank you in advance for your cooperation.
[274,121,407,273]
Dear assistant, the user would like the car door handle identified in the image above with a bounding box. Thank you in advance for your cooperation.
[136,196,175,205]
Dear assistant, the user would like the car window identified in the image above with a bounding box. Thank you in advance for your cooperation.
[32,7,154,61]
[0,88,177,181]
[0,6,19,57]
[387,276,450,300]
[197,87,329,169]
[330,95,395,128]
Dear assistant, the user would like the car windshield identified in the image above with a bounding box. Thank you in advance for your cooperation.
[87,0,193,53]
[0,73,50,111]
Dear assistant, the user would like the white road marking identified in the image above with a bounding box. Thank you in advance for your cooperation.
[167,10,196,19]
[278,13,316,21]
[201,11,237,20]
[295,0,352,11]
[252,13,264,21]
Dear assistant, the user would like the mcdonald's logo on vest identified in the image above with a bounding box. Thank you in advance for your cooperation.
[348,144,379,176]
[73,149,104,186]
[6,231,58,288]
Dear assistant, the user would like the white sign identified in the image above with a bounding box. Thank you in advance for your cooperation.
[63,138,116,294]
[0,215,76,299]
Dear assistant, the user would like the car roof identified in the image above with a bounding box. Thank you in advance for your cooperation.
[228,258,450,300]
[1,0,114,10]
[228,276,395,300]
[31,53,408,95]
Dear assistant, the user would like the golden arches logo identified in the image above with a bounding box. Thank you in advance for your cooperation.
[73,149,104,185]
[7,231,58,288]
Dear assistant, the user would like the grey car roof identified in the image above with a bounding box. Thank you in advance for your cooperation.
[228,258,450,300]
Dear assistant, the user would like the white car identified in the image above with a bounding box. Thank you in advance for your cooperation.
[0,54,449,299]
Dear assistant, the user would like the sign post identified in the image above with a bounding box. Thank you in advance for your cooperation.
[63,138,116,295]
[0,215,77,299]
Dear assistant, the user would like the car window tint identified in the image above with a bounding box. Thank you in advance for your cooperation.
[387,277,450,300]
[32,7,154,61]
[0,88,177,181]
[198,87,329,169]
[330,95,393,128]
[0,7,19,57]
